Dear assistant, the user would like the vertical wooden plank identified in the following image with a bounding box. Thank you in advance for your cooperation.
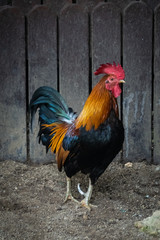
[12,0,41,15]
[28,5,57,163]
[59,4,89,114]
[123,2,152,161]
[92,2,121,87]
[154,5,160,164]
[0,7,26,162]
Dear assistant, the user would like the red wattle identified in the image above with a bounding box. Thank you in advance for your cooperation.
[112,84,121,98]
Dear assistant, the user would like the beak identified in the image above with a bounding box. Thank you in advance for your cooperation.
[119,80,125,83]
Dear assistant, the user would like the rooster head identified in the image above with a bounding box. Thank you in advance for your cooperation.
[94,62,125,98]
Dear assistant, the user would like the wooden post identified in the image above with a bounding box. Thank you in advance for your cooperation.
[28,5,57,163]
[59,4,89,114]
[0,7,26,161]
[123,2,152,162]
[92,2,121,87]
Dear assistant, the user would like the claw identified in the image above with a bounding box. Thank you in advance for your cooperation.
[77,183,86,196]
[80,199,97,211]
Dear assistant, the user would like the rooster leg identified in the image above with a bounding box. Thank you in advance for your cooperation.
[78,179,97,210]
[64,177,79,204]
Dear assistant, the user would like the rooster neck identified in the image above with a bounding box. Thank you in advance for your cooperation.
[76,76,119,131]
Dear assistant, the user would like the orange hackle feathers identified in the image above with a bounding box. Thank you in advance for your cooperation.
[76,76,118,131]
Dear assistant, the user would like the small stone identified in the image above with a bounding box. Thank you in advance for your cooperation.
[83,213,88,220]
[135,210,160,236]
[125,162,133,168]
[155,166,160,172]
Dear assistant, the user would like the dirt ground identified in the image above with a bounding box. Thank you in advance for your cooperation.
[0,160,160,240]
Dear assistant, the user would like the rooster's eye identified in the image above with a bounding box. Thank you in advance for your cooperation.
[110,78,114,81]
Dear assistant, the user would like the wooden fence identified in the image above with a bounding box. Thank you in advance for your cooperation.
[0,0,160,164]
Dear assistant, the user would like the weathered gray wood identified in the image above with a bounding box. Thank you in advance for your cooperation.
[0,7,26,161]
[59,4,89,114]
[92,2,121,87]
[12,0,41,15]
[28,5,57,163]
[76,0,102,12]
[44,0,72,15]
[153,4,160,164]
[143,0,160,10]
[123,2,152,161]
[107,0,134,11]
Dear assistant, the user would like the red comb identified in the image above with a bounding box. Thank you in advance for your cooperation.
[94,62,125,80]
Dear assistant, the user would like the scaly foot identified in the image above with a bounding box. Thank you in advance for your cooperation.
[64,193,79,204]
[64,177,79,204]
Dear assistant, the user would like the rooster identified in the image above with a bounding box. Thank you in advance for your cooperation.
[30,62,125,209]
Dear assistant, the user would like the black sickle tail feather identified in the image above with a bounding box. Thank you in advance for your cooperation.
[29,86,76,152]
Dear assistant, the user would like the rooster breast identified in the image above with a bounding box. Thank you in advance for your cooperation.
[64,109,124,185]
